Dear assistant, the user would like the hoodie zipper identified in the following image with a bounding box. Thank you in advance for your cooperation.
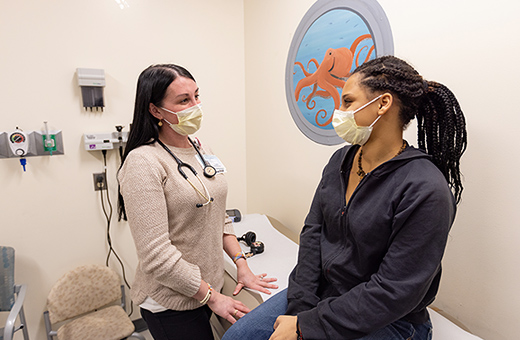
[322,162,369,279]
[321,145,420,281]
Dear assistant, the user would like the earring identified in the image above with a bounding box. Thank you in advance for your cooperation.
[158,121,163,127]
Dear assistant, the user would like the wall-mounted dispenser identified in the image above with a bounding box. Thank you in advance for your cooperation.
[77,68,105,111]
[43,121,55,154]
[32,127,64,156]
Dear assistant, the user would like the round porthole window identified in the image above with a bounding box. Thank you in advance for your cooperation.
[285,0,394,145]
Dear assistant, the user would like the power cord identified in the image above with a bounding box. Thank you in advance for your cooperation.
[99,149,133,316]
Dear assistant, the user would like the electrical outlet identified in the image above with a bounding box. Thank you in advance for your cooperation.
[93,172,107,191]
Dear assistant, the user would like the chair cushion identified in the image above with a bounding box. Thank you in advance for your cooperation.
[47,264,121,323]
[56,305,135,340]
[0,246,15,311]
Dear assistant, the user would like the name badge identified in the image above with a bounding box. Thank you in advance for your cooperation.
[197,154,226,174]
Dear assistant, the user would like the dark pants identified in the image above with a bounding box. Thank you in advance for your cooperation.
[141,305,214,340]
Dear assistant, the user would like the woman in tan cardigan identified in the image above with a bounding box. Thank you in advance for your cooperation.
[118,64,277,340]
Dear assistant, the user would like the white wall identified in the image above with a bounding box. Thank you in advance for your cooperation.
[0,0,246,338]
[243,1,520,340]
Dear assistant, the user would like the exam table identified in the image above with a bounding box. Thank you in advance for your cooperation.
[220,214,483,340]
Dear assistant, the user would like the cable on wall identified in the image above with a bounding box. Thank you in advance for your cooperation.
[99,150,133,316]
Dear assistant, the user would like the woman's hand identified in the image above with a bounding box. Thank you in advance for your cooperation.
[222,233,277,295]
[207,290,250,324]
[234,260,278,296]
[269,315,298,340]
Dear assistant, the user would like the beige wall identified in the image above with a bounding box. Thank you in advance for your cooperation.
[0,0,246,338]
[1,0,519,339]
[244,1,520,340]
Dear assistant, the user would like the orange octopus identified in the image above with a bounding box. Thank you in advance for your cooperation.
[294,34,374,126]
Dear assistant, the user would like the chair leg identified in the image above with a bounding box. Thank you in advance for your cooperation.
[18,305,30,340]
[128,332,146,340]
[43,311,55,340]
[2,309,28,340]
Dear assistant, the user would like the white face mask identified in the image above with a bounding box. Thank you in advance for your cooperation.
[332,95,382,145]
[161,103,203,136]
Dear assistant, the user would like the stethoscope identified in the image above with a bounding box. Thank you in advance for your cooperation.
[157,138,217,208]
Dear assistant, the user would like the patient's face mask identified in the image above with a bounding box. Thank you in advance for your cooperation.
[161,103,203,136]
[332,95,382,145]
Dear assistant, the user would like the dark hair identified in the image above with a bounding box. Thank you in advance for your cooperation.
[117,64,196,220]
[352,55,467,203]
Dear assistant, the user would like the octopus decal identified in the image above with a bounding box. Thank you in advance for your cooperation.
[294,34,374,127]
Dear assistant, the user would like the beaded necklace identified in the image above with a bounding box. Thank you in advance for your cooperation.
[357,140,407,179]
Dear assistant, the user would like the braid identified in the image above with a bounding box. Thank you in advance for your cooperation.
[352,56,467,203]
[418,82,467,202]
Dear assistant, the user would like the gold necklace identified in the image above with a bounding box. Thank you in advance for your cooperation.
[357,140,407,179]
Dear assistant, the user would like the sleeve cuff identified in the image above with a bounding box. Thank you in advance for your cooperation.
[223,217,235,235]
[297,309,324,340]
[171,258,202,297]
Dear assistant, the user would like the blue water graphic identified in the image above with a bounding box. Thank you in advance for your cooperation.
[293,9,374,129]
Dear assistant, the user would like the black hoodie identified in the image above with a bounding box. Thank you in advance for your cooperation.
[286,144,456,339]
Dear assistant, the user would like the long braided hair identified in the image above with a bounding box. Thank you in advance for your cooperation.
[352,56,467,203]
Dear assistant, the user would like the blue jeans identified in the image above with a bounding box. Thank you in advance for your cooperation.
[222,289,432,340]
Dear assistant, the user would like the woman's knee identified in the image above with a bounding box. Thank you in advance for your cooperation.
[222,289,288,340]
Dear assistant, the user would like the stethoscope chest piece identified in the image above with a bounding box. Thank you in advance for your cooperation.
[203,165,217,178]
[190,137,217,178]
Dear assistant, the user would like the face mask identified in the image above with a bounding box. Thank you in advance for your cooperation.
[161,103,203,136]
[332,95,382,145]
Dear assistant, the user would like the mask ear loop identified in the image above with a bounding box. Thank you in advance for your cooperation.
[161,107,177,115]
[353,94,383,129]
[369,115,382,128]
[162,117,176,126]
[353,95,383,115]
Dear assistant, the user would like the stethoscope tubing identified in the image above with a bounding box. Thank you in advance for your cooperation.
[157,139,214,207]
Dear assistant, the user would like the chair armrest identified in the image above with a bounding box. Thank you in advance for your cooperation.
[3,284,27,340]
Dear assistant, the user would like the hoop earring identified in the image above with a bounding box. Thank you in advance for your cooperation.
[158,121,163,127]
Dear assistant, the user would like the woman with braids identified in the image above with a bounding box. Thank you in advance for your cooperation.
[118,64,277,340]
[222,55,467,340]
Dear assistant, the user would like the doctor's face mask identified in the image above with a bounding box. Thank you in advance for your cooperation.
[161,103,203,136]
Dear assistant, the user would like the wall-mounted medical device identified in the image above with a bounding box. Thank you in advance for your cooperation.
[83,130,128,151]
[8,129,29,171]
[8,128,30,157]
[77,68,105,111]
[0,123,64,170]
[33,129,64,156]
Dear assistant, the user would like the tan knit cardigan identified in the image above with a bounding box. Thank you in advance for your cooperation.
[118,141,234,311]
